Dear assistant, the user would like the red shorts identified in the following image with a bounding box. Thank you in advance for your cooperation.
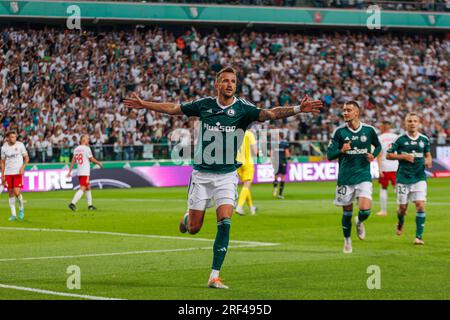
[379,171,396,188]
[4,174,23,190]
[78,176,90,188]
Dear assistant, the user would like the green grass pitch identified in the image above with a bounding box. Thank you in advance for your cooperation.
[0,178,449,300]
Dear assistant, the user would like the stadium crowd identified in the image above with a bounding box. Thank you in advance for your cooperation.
[0,26,449,163]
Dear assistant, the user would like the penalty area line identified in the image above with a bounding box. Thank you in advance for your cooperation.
[0,283,125,300]
[0,244,267,263]
[0,226,279,246]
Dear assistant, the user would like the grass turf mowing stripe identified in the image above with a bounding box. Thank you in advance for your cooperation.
[0,283,125,300]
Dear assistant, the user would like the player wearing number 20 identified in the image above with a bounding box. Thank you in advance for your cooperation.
[386,113,432,245]
[67,135,103,211]
[327,101,381,254]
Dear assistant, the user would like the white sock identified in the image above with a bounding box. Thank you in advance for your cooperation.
[86,190,93,206]
[380,188,388,212]
[9,197,16,217]
[71,190,84,205]
[17,194,24,210]
[209,269,220,281]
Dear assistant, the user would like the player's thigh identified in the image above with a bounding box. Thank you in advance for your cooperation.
[334,185,356,207]
[396,183,410,205]
[240,165,254,185]
[213,171,239,210]
[355,182,372,209]
[187,171,213,211]
[410,181,427,205]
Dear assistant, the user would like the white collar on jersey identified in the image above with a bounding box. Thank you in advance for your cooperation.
[406,132,420,141]
[216,96,237,109]
[346,121,363,133]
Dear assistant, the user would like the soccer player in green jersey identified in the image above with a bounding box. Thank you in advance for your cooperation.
[386,112,432,245]
[124,67,323,289]
[327,101,381,254]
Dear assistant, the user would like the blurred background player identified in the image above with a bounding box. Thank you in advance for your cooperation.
[387,113,432,245]
[271,132,290,200]
[327,101,381,254]
[1,131,29,221]
[235,127,258,216]
[67,135,103,212]
[376,121,399,216]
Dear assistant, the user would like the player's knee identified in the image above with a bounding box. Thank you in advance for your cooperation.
[415,202,425,212]
[188,221,202,234]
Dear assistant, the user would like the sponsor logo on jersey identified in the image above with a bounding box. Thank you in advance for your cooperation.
[204,122,236,133]
[346,148,369,155]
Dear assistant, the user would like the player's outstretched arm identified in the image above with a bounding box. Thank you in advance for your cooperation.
[123,93,183,116]
[257,95,323,121]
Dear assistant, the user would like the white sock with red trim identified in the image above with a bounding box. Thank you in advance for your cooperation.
[17,194,24,210]
[71,190,84,205]
[380,188,388,213]
[86,191,93,206]
[9,197,16,217]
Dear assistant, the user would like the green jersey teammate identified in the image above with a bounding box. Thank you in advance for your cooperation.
[124,66,323,289]
[327,101,381,254]
[386,112,432,245]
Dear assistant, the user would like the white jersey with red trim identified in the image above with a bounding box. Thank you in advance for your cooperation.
[1,142,28,175]
[73,145,93,176]
[379,132,399,172]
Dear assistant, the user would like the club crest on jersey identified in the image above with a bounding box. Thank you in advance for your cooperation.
[227,108,236,116]
[360,135,367,142]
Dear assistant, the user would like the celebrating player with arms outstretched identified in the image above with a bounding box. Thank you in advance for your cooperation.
[67,135,103,212]
[124,66,323,289]
[327,101,381,254]
[1,131,29,221]
[386,113,432,245]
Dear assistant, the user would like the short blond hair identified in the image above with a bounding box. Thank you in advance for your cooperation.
[215,66,237,82]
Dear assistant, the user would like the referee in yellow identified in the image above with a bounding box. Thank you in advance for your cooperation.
[235,128,258,215]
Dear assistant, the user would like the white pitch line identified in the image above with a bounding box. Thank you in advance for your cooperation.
[0,226,278,246]
[0,283,124,300]
[0,244,268,263]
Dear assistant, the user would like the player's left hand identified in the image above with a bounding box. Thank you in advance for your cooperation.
[366,153,375,162]
[299,95,323,115]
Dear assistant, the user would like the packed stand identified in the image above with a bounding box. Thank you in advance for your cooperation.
[0,26,448,163]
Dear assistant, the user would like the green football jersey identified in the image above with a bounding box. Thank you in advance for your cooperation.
[327,123,381,186]
[387,133,430,184]
[180,96,261,173]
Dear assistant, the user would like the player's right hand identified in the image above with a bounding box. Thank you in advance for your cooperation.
[341,141,351,153]
[66,172,72,178]
[123,93,145,109]
[403,154,415,163]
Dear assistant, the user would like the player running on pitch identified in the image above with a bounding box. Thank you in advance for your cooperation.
[271,132,290,200]
[1,131,29,221]
[327,101,381,254]
[67,134,103,211]
[386,113,432,245]
[376,121,399,216]
[235,127,258,216]
[124,66,323,289]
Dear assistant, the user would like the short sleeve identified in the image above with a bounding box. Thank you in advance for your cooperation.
[242,103,261,125]
[20,144,28,156]
[87,147,93,158]
[248,131,257,145]
[387,137,399,154]
[424,138,431,153]
[180,99,203,117]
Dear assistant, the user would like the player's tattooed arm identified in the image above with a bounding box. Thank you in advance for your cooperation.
[258,95,323,121]
[123,93,183,115]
